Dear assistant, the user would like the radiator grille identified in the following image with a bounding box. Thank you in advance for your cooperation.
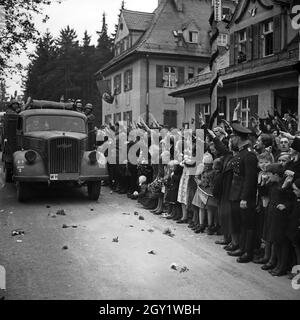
[49,137,79,174]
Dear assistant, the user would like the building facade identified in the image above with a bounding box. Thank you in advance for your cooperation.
[170,0,298,130]
[96,0,235,128]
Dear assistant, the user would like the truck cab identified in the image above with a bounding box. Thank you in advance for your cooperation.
[2,101,108,202]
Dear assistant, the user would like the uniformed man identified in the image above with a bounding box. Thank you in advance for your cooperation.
[84,103,95,123]
[74,99,84,113]
[6,99,21,114]
[228,123,258,263]
[85,103,96,150]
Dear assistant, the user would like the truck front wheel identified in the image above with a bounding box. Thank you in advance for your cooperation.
[16,182,30,202]
[87,181,101,201]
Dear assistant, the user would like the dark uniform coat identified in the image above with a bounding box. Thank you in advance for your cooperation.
[229,145,258,232]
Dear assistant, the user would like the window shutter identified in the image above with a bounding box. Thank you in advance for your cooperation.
[229,98,238,121]
[249,95,258,117]
[156,65,164,88]
[229,33,235,66]
[177,67,185,85]
[234,32,239,64]
[246,26,252,61]
[195,103,201,129]
[252,23,260,60]
[273,14,281,53]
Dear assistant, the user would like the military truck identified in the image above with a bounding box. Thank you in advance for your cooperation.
[1,100,108,202]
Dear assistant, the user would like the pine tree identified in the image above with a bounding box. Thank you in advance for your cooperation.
[24,31,57,99]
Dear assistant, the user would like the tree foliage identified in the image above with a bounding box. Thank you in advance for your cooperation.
[0,0,62,76]
[24,20,113,126]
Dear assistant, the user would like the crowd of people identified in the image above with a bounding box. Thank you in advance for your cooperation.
[97,108,300,280]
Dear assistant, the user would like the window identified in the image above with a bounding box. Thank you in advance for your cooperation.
[222,7,230,16]
[262,20,273,57]
[123,111,132,126]
[188,67,194,80]
[104,114,112,124]
[240,98,250,127]
[114,113,121,124]
[237,29,247,63]
[120,40,125,53]
[188,31,198,43]
[217,33,228,46]
[163,66,177,88]
[124,69,133,92]
[203,103,211,124]
[163,110,177,128]
[113,74,122,95]
[115,43,120,56]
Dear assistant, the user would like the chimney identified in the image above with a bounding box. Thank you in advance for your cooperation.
[173,0,183,12]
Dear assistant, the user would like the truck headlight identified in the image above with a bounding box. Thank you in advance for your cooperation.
[89,151,97,164]
[25,150,37,164]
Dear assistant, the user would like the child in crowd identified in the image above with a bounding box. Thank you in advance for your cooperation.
[165,160,183,220]
[137,175,148,204]
[254,152,274,264]
[192,153,217,234]
[262,164,294,276]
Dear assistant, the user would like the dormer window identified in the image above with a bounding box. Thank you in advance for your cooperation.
[188,31,198,43]
[238,29,247,63]
[120,23,124,31]
[262,20,273,57]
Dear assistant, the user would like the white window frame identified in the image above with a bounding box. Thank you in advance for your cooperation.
[163,66,177,88]
[239,98,250,127]
[188,31,198,44]
[218,33,228,46]
[262,20,274,57]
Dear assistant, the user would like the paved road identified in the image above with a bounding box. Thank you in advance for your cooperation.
[0,168,299,300]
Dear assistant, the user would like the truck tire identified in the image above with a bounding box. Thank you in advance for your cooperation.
[4,163,13,183]
[16,182,30,202]
[87,181,101,201]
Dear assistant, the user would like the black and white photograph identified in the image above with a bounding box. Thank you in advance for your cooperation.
[0,0,300,307]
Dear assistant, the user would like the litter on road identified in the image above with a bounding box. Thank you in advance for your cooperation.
[180,267,190,273]
[112,237,119,243]
[139,216,145,220]
[122,212,130,215]
[163,228,175,238]
[147,228,154,233]
[56,210,66,216]
[148,250,156,255]
[170,263,178,271]
[62,245,69,250]
[11,229,25,236]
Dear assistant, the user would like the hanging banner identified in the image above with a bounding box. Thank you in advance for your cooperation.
[214,0,222,22]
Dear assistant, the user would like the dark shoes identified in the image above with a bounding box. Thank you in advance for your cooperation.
[253,257,269,265]
[194,225,206,234]
[177,219,189,224]
[269,268,287,277]
[215,239,230,246]
[237,253,253,263]
[224,243,239,252]
[261,263,276,271]
[188,222,195,228]
[227,249,244,257]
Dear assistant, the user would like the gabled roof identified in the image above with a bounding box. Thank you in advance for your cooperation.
[122,10,154,31]
[228,0,291,27]
[97,0,211,75]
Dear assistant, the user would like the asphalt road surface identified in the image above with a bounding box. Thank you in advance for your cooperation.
[0,165,299,300]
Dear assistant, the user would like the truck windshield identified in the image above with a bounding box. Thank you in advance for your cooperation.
[25,115,86,133]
